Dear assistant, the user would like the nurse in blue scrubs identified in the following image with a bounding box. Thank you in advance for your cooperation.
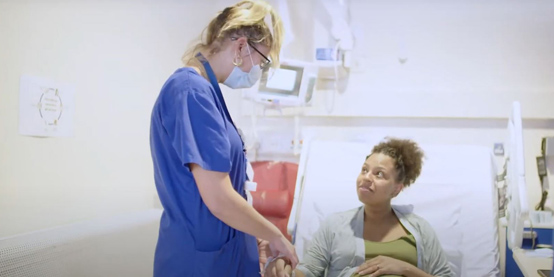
[149,1,298,276]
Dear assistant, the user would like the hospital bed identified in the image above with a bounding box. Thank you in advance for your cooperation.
[0,102,528,276]
[287,130,507,276]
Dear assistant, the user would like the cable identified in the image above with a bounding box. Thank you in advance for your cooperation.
[326,40,341,114]
[535,138,548,211]
[250,100,259,160]
[529,219,536,249]
[293,115,300,156]
[535,189,543,211]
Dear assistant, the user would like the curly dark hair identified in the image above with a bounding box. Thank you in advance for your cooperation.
[368,138,425,187]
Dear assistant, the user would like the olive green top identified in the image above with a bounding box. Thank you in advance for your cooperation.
[352,234,417,277]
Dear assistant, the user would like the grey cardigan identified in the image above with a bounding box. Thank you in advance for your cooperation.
[296,205,454,277]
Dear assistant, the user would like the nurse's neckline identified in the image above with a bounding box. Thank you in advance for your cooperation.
[189,66,203,77]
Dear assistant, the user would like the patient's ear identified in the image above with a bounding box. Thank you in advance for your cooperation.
[392,183,404,197]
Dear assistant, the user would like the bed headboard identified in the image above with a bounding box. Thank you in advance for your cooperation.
[287,133,500,276]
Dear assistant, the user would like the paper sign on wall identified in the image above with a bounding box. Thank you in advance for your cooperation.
[19,75,75,137]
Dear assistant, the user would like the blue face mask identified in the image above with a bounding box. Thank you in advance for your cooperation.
[223,45,263,89]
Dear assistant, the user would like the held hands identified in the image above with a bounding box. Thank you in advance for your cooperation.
[268,235,299,269]
[265,258,292,277]
[258,239,271,273]
[258,236,297,277]
[355,255,412,277]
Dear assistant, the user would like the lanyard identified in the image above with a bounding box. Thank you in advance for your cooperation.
[196,53,248,164]
[196,53,237,129]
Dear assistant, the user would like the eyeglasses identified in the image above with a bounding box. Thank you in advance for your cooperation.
[247,41,271,70]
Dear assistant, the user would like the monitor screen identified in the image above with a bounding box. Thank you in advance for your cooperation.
[259,65,303,97]
[266,68,297,91]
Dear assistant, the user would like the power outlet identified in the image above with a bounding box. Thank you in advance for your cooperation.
[494,143,504,156]
[257,132,304,155]
[260,135,293,154]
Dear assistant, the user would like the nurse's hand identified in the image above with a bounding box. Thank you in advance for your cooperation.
[268,235,298,269]
[258,238,272,273]
[265,258,292,277]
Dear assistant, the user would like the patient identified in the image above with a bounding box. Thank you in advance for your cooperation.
[265,138,453,277]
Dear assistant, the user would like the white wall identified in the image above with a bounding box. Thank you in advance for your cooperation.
[2,0,553,238]
[0,0,235,237]
[278,0,554,118]
[237,0,554,211]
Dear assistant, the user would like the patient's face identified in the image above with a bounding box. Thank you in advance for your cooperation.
[356,153,403,205]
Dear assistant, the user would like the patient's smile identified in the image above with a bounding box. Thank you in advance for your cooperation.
[358,183,373,193]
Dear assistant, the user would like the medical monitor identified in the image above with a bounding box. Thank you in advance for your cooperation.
[255,60,317,107]
[260,65,302,97]
[505,101,529,250]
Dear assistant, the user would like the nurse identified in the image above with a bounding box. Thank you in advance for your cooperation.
[149,0,298,276]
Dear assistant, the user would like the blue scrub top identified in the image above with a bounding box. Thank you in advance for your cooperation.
[150,64,259,276]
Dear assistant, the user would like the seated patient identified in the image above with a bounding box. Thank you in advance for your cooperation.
[266,138,453,277]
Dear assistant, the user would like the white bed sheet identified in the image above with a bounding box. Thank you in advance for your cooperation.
[291,138,500,277]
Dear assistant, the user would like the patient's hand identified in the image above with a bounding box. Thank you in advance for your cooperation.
[355,255,412,277]
[265,258,292,277]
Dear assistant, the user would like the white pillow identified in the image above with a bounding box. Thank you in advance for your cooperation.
[293,141,372,261]
[294,140,467,262]
[392,183,467,252]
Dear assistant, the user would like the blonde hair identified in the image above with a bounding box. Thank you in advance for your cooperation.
[182,0,284,75]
